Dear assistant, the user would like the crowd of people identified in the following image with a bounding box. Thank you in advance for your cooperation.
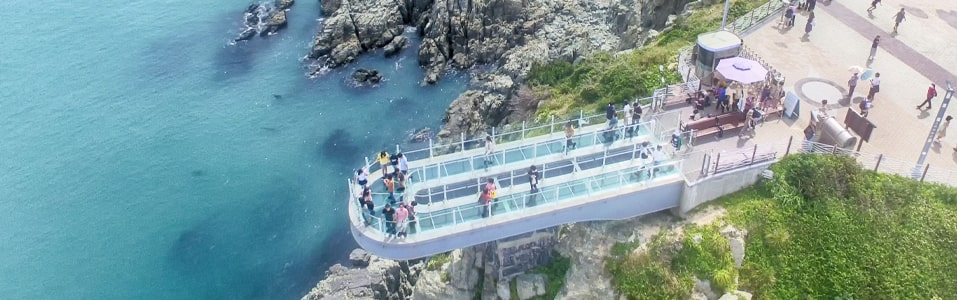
[355,151,416,238]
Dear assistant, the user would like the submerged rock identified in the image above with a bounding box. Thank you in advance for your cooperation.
[351,68,383,85]
[232,0,295,43]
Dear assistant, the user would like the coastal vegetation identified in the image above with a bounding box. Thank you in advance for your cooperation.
[526,0,769,119]
[607,154,957,299]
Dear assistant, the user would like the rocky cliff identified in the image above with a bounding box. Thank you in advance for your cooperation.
[301,249,421,300]
[308,0,694,141]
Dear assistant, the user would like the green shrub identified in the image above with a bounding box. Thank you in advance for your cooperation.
[528,251,572,300]
[425,252,451,271]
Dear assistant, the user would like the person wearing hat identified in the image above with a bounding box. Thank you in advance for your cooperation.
[917,83,938,110]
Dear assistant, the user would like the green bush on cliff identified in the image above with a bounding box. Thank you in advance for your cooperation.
[526,0,768,119]
[608,154,957,299]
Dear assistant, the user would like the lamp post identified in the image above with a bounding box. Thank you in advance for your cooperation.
[912,81,954,179]
[720,0,732,30]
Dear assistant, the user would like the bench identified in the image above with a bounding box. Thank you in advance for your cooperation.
[682,112,747,143]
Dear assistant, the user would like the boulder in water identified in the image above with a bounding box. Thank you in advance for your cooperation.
[351,68,383,85]
[382,35,408,57]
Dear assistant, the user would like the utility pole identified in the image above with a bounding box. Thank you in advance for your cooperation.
[913,81,954,179]
[720,0,732,30]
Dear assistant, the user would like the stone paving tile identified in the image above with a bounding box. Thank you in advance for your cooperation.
[684,0,957,174]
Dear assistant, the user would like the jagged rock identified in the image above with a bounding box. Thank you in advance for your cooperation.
[690,292,710,300]
[496,280,511,300]
[515,273,547,300]
[235,27,257,42]
[352,68,383,85]
[277,0,295,10]
[436,90,507,147]
[349,248,372,267]
[409,127,432,143]
[302,251,420,300]
[320,0,342,14]
[328,40,362,67]
[383,35,409,57]
[470,74,515,95]
[412,248,482,300]
[261,10,287,36]
[308,0,406,63]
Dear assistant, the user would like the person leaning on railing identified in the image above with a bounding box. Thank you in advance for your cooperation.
[564,122,577,153]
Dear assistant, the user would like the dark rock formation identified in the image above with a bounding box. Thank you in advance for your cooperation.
[301,250,421,300]
[351,68,383,85]
[232,0,295,43]
[383,35,409,57]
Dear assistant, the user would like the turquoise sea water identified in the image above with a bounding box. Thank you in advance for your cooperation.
[0,0,466,299]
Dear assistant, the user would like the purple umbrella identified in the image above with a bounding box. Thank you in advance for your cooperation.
[715,57,768,84]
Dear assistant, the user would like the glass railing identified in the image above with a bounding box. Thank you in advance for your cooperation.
[359,102,658,176]
[410,142,663,205]
[354,160,683,238]
[401,121,655,187]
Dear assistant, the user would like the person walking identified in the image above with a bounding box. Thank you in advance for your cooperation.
[484,135,495,166]
[917,83,938,110]
[564,122,576,153]
[383,174,395,203]
[803,12,815,38]
[605,103,616,128]
[397,153,409,178]
[893,8,906,32]
[868,35,881,61]
[867,0,881,13]
[807,0,817,12]
[867,73,881,99]
[480,178,497,218]
[784,4,796,28]
[527,165,540,193]
[847,72,859,99]
[936,116,952,144]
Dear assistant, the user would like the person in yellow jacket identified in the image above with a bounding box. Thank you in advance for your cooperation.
[377,151,390,177]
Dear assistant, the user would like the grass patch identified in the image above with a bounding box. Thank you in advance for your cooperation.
[608,154,957,299]
[425,252,451,271]
[527,251,572,299]
[526,0,770,120]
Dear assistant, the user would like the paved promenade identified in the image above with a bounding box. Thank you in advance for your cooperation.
[689,0,957,171]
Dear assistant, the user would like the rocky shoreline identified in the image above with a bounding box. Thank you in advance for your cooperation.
[306,0,695,145]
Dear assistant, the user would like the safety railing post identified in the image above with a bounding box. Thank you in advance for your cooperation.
[713,152,722,175]
[921,164,930,182]
[428,138,434,158]
[750,144,758,165]
[784,136,793,156]
[492,127,495,139]
[550,115,555,134]
[632,143,637,160]
[875,154,883,171]
[522,121,526,140]
[460,132,466,152]
[395,144,400,154]
[579,109,584,124]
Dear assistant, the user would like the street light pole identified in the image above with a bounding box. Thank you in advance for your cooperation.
[913,81,954,179]
[720,0,732,30]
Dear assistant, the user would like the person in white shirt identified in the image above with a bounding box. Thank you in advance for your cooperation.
[867,73,881,99]
[484,135,496,166]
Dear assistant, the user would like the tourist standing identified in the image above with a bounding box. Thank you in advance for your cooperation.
[383,174,395,203]
[395,203,409,238]
[481,178,497,218]
[528,165,540,193]
[382,203,396,236]
[860,96,873,118]
[784,4,796,28]
[807,0,817,12]
[397,153,409,179]
[868,36,881,61]
[377,151,390,177]
[847,72,859,99]
[917,83,938,110]
[868,73,881,99]
[564,122,577,153]
[355,168,369,188]
[484,135,496,166]
[893,8,906,32]
[632,100,642,126]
